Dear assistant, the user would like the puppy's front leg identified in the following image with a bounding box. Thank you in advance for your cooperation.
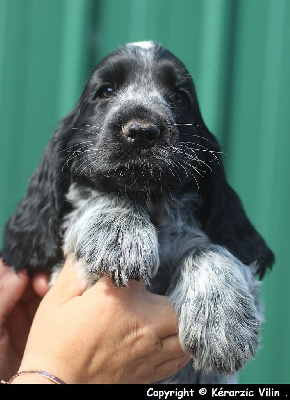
[169,245,261,374]
[63,189,159,286]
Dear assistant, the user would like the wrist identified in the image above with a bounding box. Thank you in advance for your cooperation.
[19,356,75,383]
[10,373,56,384]
[3,370,67,384]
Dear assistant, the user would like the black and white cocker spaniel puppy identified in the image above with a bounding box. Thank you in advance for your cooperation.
[1,41,274,383]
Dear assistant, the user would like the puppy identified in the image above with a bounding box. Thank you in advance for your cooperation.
[1,41,274,383]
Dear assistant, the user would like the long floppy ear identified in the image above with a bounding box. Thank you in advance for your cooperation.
[0,112,76,273]
[200,128,275,279]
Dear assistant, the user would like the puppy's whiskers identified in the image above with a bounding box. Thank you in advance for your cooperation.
[174,123,203,128]
[60,140,94,153]
[61,141,98,174]
[68,123,100,134]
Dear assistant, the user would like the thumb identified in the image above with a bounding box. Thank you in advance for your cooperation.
[0,261,29,325]
[47,257,86,304]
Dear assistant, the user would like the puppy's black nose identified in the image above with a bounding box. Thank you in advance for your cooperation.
[122,121,160,147]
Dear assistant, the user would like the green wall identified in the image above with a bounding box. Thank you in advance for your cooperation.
[1,0,289,383]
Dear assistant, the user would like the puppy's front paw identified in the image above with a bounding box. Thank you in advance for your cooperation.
[170,248,261,374]
[64,197,159,286]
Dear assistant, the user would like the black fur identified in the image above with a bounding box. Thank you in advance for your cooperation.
[1,42,274,276]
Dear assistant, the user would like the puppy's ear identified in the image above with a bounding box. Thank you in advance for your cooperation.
[200,128,274,279]
[1,113,75,273]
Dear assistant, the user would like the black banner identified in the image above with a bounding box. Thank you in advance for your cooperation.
[143,385,290,399]
[2,383,290,397]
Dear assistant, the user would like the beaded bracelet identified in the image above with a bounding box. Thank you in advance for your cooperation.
[1,370,66,384]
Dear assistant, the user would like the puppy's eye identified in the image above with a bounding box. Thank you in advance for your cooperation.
[97,85,116,99]
[173,90,187,106]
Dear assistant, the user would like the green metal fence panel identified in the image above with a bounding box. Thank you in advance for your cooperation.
[223,0,290,383]
[0,0,289,383]
[0,0,92,226]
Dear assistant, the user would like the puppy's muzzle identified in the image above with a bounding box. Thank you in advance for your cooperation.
[121,121,161,148]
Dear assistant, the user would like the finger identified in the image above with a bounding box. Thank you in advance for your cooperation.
[0,264,28,325]
[32,272,50,297]
[152,354,191,383]
[123,285,180,338]
[47,257,86,304]
[146,296,180,338]
[154,334,188,364]
[89,278,180,338]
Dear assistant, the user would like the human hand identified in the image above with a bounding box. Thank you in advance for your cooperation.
[0,259,49,381]
[18,257,190,384]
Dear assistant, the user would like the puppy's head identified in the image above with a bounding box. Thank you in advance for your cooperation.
[61,41,216,194]
[2,41,274,276]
